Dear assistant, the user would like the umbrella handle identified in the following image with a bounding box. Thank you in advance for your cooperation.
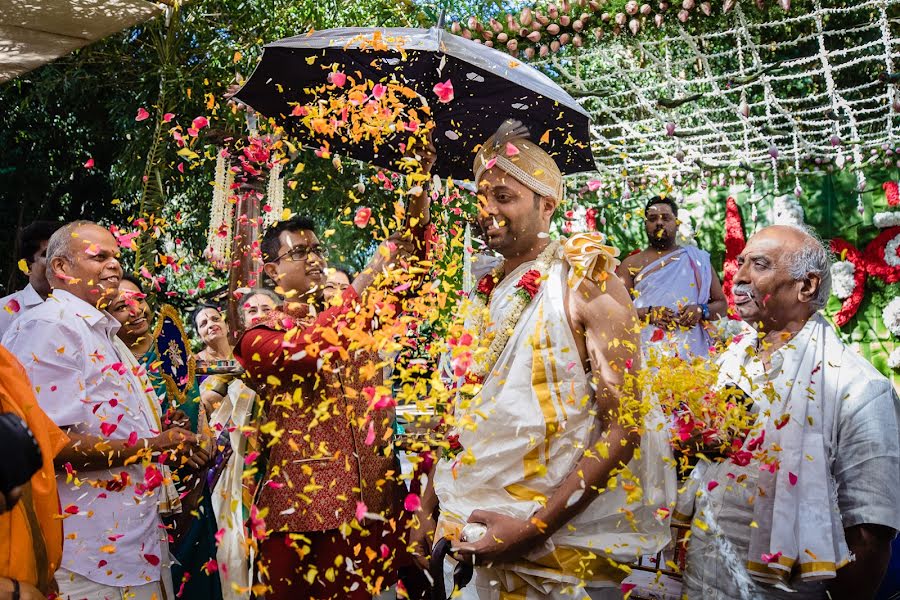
[429,537,474,600]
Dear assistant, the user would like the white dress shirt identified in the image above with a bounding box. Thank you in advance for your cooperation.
[0,283,44,340]
[1,290,165,587]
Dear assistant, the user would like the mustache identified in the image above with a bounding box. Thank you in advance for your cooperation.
[732,283,756,299]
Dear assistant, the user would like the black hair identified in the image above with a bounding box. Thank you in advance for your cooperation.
[644,195,679,215]
[121,273,146,294]
[330,266,357,280]
[190,302,223,333]
[17,221,63,264]
[260,216,317,263]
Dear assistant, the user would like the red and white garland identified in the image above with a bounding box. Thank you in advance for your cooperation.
[829,238,867,327]
[863,226,900,283]
[468,241,560,379]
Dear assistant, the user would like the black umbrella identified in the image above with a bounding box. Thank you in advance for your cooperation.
[235,27,593,180]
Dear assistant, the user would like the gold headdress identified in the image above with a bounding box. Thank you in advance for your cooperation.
[473,119,564,201]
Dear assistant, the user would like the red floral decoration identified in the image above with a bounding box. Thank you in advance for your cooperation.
[863,226,900,284]
[884,181,900,207]
[830,238,866,327]
[723,197,746,311]
[473,271,499,301]
[515,269,541,299]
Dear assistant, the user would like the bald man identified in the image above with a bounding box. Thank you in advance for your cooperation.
[681,225,900,600]
[1,221,209,600]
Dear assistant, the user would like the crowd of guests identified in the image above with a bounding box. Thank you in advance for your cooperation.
[0,121,897,600]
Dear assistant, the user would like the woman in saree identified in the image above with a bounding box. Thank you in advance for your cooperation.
[109,275,224,600]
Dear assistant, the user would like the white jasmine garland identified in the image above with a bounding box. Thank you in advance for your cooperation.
[771,194,805,227]
[888,347,900,370]
[873,212,900,229]
[469,241,561,378]
[884,233,900,268]
[883,297,900,337]
[830,261,857,299]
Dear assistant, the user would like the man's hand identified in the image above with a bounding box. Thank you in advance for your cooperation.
[0,486,22,515]
[452,509,543,565]
[163,408,191,431]
[649,306,676,328]
[369,233,416,273]
[676,304,703,328]
[0,577,43,600]
[151,427,211,471]
[409,510,437,571]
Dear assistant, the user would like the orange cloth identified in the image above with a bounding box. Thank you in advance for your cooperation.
[0,344,68,592]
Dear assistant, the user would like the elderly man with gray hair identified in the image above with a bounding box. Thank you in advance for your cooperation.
[2,220,210,600]
[680,225,900,599]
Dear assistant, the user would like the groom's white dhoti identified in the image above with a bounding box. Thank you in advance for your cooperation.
[434,244,675,599]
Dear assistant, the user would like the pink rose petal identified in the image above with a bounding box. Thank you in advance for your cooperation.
[505,142,520,156]
[4,298,20,315]
[433,79,454,103]
[403,493,421,512]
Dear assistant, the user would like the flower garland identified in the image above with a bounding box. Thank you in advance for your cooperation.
[723,196,746,312]
[883,297,900,337]
[829,238,867,327]
[468,240,560,380]
[206,149,235,268]
[873,212,900,229]
[884,181,899,207]
[264,161,284,228]
[829,260,856,300]
[863,226,900,284]
[888,347,900,370]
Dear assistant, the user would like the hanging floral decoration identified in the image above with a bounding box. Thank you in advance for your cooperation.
[829,238,867,327]
[884,181,899,207]
[888,347,900,370]
[873,212,900,229]
[722,196,746,311]
[883,297,900,337]
[863,226,900,283]
[829,261,856,300]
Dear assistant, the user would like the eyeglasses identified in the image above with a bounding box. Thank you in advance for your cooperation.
[272,244,329,263]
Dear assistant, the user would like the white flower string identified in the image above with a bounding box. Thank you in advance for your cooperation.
[265,161,284,228]
[207,149,235,267]
[527,0,899,183]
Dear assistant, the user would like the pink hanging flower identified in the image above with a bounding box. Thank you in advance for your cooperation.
[84,158,95,169]
[163,113,175,122]
[135,107,150,121]
[433,80,454,103]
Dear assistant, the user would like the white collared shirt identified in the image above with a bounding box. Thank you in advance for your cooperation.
[0,283,44,340]
[1,289,165,587]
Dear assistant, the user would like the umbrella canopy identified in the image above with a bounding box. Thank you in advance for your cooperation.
[236,27,594,180]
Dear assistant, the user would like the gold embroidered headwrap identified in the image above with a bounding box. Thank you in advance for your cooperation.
[473,120,564,201]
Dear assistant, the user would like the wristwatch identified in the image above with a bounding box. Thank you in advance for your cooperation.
[700,303,710,320]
